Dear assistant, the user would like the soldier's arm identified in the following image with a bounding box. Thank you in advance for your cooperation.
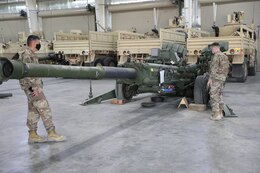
[20,53,32,63]
[20,53,42,91]
[209,55,220,80]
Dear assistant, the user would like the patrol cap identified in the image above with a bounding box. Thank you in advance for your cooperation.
[211,42,220,47]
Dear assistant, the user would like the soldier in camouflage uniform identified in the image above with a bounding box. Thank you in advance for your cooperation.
[19,35,66,143]
[207,42,230,121]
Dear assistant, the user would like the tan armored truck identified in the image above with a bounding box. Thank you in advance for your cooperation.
[117,28,186,64]
[53,30,120,66]
[0,32,54,60]
[187,12,257,82]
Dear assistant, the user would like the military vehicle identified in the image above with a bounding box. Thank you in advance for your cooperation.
[0,32,54,60]
[53,30,120,66]
[52,29,186,67]
[117,29,186,65]
[0,42,229,105]
[187,11,257,82]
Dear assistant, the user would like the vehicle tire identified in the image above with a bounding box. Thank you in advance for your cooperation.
[234,60,247,82]
[194,75,209,104]
[248,59,257,76]
[248,61,256,76]
[103,57,117,67]
[141,102,156,108]
[94,59,104,66]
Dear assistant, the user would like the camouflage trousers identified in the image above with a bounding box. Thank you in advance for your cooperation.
[24,88,55,132]
[209,80,225,112]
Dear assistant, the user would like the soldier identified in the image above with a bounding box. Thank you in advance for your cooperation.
[19,35,66,143]
[207,42,230,121]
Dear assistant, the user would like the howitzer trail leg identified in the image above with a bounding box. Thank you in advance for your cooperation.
[81,90,116,106]
[223,104,237,117]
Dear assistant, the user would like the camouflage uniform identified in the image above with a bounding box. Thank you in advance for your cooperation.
[209,52,230,113]
[19,47,55,132]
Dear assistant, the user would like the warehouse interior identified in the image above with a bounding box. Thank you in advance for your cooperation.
[0,0,260,173]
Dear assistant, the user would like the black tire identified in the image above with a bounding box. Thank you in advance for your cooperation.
[141,102,156,108]
[194,75,209,104]
[235,61,247,82]
[93,59,104,66]
[151,96,165,102]
[184,88,193,97]
[0,93,12,98]
[116,83,137,101]
[103,57,117,67]
[248,60,257,76]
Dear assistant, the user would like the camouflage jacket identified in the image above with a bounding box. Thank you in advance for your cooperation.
[209,52,230,82]
[19,47,43,91]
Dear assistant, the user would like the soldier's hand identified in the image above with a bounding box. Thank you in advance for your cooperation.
[207,79,212,89]
[32,89,40,97]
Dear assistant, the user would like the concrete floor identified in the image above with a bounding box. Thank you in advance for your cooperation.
[0,74,260,173]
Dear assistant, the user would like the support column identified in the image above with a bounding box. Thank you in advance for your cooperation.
[257,26,260,70]
[192,0,201,28]
[105,6,112,31]
[25,0,41,33]
[184,0,192,28]
[95,0,106,31]
[38,16,43,32]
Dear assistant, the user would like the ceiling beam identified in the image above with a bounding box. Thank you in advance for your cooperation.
[200,0,260,6]
[108,1,177,13]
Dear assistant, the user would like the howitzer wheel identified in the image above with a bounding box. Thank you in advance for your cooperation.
[141,102,156,108]
[151,96,165,102]
[194,75,209,104]
[116,83,137,101]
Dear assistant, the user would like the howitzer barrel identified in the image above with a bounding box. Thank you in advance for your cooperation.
[0,58,137,81]
[37,56,54,61]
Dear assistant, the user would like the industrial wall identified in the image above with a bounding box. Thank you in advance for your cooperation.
[111,7,178,33]
[0,19,29,42]
[42,15,95,40]
[0,15,95,42]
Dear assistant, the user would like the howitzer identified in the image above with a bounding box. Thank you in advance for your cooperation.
[0,58,137,81]
[0,41,228,105]
[103,41,228,104]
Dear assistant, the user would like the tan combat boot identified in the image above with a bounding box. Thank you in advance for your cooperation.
[48,129,66,142]
[28,130,45,144]
[210,111,222,121]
